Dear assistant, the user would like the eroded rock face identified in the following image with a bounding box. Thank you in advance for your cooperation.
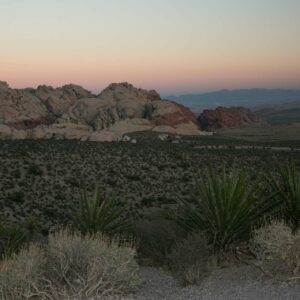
[198,106,261,130]
[0,81,202,141]
[34,84,92,116]
[0,83,51,129]
[0,82,93,130]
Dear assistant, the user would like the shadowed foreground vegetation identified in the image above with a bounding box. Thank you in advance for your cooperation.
[0,138,299,298]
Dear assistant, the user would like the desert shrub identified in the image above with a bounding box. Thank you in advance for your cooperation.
[133,218,183,265]
[0,230,140,299]
[0,244,45,300]
[75,187,128,235]
[22,216,44,243]
[167,232,212,285]
[268,163,300,232]
[0,224,25,259]
[44,230,140,299]
[177,168,279,254]
[250,221,300,281]
[7,191,24,204]
[0,218,44,259]
[27,165,43,176]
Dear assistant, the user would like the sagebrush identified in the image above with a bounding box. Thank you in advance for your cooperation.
[250,220,300,281]
[0,230,140,300]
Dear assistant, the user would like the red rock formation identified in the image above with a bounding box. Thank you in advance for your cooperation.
[198,106,260,130]
[152,101,200,128]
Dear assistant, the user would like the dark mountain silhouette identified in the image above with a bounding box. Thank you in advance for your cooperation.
[168,89,300,112]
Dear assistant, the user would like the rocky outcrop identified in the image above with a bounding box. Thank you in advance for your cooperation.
[34,84,92,116]
[0,81,203,141]
[198,106,262,130]
[0,81,93,130]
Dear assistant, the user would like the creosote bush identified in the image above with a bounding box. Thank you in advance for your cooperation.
[133,218,183,265]
[167,232,213,285]
[250,221,300,281]
[0,230,140,300]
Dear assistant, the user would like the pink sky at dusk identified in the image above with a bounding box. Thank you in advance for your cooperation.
[1,0,300,95]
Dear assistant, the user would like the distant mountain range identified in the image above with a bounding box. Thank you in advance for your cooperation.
[168,89,300,113]
[254,100,300,125]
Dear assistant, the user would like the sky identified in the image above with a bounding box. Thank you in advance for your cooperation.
[0,0,300,95]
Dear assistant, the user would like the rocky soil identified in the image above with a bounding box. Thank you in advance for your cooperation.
[109,266,300,300]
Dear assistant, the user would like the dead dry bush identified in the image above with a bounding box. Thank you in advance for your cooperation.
[44,230,140,299]
[250,221,300,281]
[0,244,45,300]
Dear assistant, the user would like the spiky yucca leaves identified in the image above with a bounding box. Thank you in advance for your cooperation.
[177,168,279,254]
[76,187,128,235]
[0,217,43,259]
[268,163,300,232]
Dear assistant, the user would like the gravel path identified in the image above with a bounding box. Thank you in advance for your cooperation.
[116,266,300,300]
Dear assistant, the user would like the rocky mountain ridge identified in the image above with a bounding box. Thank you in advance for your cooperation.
[0,81,203,141]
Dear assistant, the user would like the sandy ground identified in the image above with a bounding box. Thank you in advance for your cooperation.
[113,265,300,300]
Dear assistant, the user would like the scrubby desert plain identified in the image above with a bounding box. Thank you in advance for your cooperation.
[0,123,300,299]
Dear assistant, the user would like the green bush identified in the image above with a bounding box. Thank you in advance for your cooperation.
[0,218,43,259]
[0,224,25,259]
[167,232,212,285]
[177,168,278,254]
[133,218,183,265]
[0,230,140,299]
[268,163,300,232]
[75,187,128,235]
[250,221,300,281]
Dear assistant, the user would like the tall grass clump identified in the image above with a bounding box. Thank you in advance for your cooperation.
[76,187,128,235]
[268,162,300,232]
[0,244,45,300]
[177,168,279,254]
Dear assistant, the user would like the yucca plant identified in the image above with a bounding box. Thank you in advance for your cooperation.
[177,168,279,254]
[268,162,300,232]
[75,187,128,236]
